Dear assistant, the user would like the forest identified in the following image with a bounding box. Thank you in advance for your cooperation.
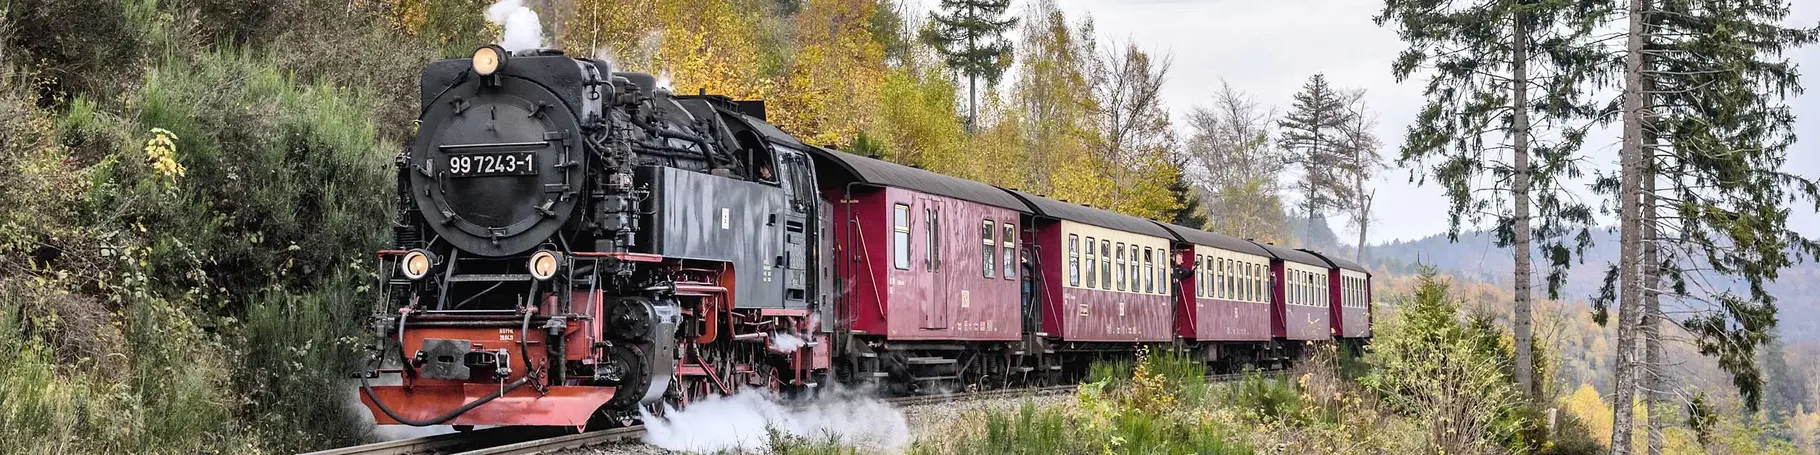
[0,0,1815,454]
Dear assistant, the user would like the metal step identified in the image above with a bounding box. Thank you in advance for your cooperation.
[906,357,957,365]
[870,372,891,378]
[913,375,959,381]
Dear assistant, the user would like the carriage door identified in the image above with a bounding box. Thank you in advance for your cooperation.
[777,148,814,309]
[918,196,949,329]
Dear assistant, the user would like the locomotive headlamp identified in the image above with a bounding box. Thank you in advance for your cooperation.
[400,249,435,281]
[472,45,507,76]
[529,250,560,281]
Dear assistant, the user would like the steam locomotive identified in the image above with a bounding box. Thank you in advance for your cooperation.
[357,45,1373,429]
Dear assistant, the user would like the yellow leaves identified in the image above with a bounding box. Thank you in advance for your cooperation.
[767,0,887,147]
[143,127,185,186]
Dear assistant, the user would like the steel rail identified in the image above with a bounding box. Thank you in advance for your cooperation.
[309,371,1282,455]
[448,425,647,455]
[296,426,560,455]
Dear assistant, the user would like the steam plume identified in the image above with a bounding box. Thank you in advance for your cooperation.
[484,0,545,52]
[639,388,909,452]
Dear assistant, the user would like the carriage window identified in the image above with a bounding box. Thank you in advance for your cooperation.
[1115,244,1127,291]
[1002,224,1017,280]
[1069,235,1080,286]
[1101,240,1112,290]
[1085,237,1097,288]
[1193,254,1208,296]
[981,220,996,278]
[1156,251,1167,294]
[892,204,910,270]
[1214,257,1225,299]
[1143,248,1154,294]
[1290,271,1300,305]
[1241,263,1250,302]
[924,208,941,272]
[1230,259,1239,300]
[1251,263,1260,303]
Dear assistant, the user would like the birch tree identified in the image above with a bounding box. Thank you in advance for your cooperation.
[1182,82,1291,243]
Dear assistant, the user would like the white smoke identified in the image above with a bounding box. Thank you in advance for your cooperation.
[484,0,546,52]
[654,71,674,91]
[770,332,808,353]
[639,389,909,452]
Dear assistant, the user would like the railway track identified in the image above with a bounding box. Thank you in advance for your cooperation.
[306,372,1274,455]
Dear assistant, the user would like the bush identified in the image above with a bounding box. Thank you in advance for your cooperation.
[1361,270,1530,454]
[237,275,374,451]
[1,0,159,104]
[1230,372,1305,424]
[92,50,393,309]
[934,401,1253,455]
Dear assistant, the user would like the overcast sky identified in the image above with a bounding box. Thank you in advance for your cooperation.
[903,0,1820,244]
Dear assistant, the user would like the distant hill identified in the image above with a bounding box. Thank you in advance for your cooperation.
[1362,228,1820,340]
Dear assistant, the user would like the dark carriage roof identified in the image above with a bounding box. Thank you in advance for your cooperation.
[1002,190,1177,239]
[804,147,1029,210]
[1249,241,1329,268]
[1151,223,1271,256]
[1298,249,1371,274]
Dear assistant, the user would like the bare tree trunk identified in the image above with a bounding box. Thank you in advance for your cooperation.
[1511,8,1537,404]
[1612,0,1649,452]
[1356,190,1372,262]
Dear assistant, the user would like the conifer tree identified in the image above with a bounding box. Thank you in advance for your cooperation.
[1376,0,1607,406]
[1601,1,1820,449]
[922,0,1018,131]
[1165,158,1210,230]
[1276,74,1354,233]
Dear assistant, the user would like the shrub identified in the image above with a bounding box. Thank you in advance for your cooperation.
[96,50,393,310]
[1231,372,1304,424]
[237,277,373,451]
[936,401,1253,455]
[1361,270,1529,454]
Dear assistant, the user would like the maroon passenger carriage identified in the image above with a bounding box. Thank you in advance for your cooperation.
[811,147,1033,391]
[1007,191,1177,366]
[1154,224,1286,369]
[1301,250,1373,343]
[1253,243,1334,351]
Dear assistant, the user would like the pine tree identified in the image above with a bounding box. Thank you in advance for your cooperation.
[1276,73,1354,234]
[1376,0,1607,407]
[921,0,1018,131]
[1165,158,1209,230]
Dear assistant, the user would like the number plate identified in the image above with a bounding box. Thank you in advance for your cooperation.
[446,152,537,178]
